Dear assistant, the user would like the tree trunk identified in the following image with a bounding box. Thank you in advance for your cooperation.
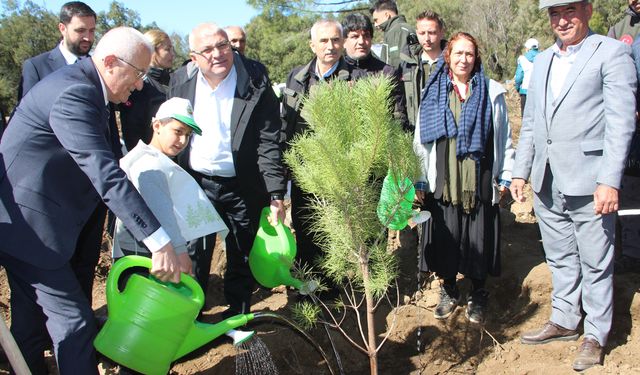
[360,259,378,375]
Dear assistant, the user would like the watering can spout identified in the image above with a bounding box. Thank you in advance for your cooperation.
[174,313,255,360]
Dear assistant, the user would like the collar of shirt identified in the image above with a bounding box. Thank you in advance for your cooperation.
[95,62,109,106]
[196,64,237,95]
[421,52,439,65]
[551,36,587,58]
[315,60,339,81]
[58,41,83,65]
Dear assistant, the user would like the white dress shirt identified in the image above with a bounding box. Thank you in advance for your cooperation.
[190,66,237,177]
[549,38,587,100]
[59,42,81,65]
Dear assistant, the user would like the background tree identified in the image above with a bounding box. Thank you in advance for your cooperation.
[0,0,57,115]
[245,8,315,83]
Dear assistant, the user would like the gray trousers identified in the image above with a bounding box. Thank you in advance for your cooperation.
[533,166,615,346]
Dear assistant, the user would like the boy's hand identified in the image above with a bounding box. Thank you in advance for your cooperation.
[151,243,181,283]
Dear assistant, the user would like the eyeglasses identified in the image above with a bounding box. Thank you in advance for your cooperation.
[117,57,147,81]
[191,40,231,57]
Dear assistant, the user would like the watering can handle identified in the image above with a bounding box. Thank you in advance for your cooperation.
[107,255,205,307]
[259,207,291,258]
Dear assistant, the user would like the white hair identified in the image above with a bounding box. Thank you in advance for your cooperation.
[310,19,343,41]
[189,23,227,51]
[224,25,246,36]
[93,27,152,62]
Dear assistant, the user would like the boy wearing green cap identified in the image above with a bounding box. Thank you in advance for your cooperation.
[112,97,227,270]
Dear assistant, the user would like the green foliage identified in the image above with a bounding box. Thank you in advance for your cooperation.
[95,1,141,38]
[245,9,314,83]
[0,0,58,113]
[291,301,321,330]
[284,75,418,297]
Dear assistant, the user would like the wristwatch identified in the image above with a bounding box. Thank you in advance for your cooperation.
[270,192,284,201]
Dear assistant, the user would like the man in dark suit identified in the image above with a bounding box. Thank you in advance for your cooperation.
[0,27,185,374]
[169,23,286,318]
[18,1,96,99]
[15,1,105,307]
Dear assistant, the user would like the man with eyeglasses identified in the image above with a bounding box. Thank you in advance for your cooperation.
[168,23,286,319]
[0,27,185,374]
[13,1,117,312]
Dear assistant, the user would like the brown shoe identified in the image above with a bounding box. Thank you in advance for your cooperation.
[573,338,603,371]
[520,321,579,345]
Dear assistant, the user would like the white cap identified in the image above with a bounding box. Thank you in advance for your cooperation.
[524,38,539,50]
[154,97,201,135]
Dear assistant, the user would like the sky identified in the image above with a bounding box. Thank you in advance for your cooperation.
[36,0,260,36]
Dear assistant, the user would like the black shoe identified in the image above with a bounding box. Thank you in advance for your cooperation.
[434,285,460,319]
[465,289,489,324]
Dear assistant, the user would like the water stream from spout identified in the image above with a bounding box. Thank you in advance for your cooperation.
[235,336,279,375]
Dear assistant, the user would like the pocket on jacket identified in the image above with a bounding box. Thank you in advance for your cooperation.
[13,185,61,218]
[580,140,604,155]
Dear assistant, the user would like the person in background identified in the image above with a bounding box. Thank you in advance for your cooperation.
[225,25,247,55]
[119,29,175,151]
[608,0,640,45]
[369,0,415,69]
[616,35,640,274]
[514,38,539,116]
[281,19,367,271]
[18,1,96,99]
[511,1,636,371]
[414,32,514,325]
[399,10,446,131]
[342,12,408,130]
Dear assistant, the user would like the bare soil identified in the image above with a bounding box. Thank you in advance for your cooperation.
[0,86,638,374]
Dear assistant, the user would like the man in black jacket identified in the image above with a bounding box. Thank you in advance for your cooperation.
[281,19,368,269]
[342,12,408,130]
[169,23,286,317]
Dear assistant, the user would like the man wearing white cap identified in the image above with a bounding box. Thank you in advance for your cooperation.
[514,37,539,116]
[510,0,637,371]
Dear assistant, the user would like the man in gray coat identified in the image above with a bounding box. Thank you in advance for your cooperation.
[510,0,637,371]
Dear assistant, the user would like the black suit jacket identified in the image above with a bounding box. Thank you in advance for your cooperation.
[0,58,161,269]
[168,53,286,208]
[18,46,67,99]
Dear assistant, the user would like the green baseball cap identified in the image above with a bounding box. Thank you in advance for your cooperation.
[154,97,202,135]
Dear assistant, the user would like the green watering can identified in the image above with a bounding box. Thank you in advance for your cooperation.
[249,207,316,294]
[377,171,416,230]
[94,256,255,375]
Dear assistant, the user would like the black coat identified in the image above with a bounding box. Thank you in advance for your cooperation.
[168,52,286,208]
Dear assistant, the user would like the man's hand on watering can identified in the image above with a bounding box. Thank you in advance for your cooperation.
[269,199,285,225]
[177,252,194,275]
[151,243,181,283]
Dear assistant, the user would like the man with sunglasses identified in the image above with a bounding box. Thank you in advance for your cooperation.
[168,23,286,319]
[0,27,185,374]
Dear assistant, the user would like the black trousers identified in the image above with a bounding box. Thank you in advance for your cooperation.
[191,174,260,317]
[290,178,323,269]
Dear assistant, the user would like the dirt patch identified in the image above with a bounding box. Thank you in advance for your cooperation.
[1,208,637,375]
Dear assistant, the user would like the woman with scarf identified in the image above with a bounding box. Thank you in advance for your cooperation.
[414,32,514,324]
[119,29,176,151]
